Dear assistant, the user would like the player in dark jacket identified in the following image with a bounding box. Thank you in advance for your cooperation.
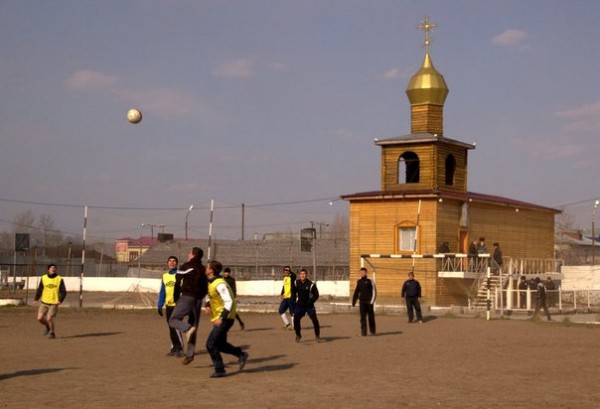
[352,267,377,336]
[168,247,207,365]
[401,272,423,323]
[293,269,321,343]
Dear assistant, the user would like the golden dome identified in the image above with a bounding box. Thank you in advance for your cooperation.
[405,52,449,106]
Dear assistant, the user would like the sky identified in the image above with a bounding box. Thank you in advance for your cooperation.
[1,0,599,245]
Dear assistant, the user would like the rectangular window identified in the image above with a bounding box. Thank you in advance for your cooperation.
[398,226,417,252]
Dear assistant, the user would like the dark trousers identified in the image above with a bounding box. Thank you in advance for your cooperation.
[293,305,320,338]
[359,302,376,335]
[405,296,423,322]
[533,298,551,320]
[165,306,183,351]
[169,295,201,358]
[278,298,295,315]
[235,313,245,328]
[206,318,242,373]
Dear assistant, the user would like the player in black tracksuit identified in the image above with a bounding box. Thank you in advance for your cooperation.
[401,272,423,323]
[293,269,321,342]
[352,267,377,336]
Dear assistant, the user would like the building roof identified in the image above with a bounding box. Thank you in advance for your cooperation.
[139,238,349,268]
[341,189,561,214]
[374,133,476,150]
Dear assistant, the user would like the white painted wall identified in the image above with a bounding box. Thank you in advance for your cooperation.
[560,266,600,290]
[24,276,350,298]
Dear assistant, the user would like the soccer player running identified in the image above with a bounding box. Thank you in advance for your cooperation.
[222,267,245,330]
[203,260,248,378]
[168,247,207,365]
[278,266,296,330]
[33,263,67,339]
[293,268,322,343]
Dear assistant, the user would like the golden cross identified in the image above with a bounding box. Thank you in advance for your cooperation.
[416,16,437,52]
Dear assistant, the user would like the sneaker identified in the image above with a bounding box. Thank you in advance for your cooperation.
[418,320,424,324]
[316,336,324,343]
[185,326,196,343]
[284,324,291,330]
[48,332,55,339]
[209,371,226,378]
[238,351,249,371]
[295,335,301,343]
[181,356,194,366]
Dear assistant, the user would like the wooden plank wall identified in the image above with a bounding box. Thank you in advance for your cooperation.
[434,144,468,193]
[381,145,435,190]
[348,198,556,305]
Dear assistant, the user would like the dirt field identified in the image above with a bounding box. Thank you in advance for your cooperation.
[1,307,599,409]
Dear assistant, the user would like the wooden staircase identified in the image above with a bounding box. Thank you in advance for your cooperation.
[471,275,504,308]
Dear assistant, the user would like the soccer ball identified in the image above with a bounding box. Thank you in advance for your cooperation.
[127,108,142,124]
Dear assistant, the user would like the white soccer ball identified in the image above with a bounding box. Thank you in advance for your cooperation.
[127,108,142,124]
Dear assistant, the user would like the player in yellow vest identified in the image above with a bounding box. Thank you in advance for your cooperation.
[33,263,67,339]
[157,256,184,356]
[203,260,249,378]
[278,266,296,329]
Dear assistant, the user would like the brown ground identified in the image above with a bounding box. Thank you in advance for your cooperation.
[1,304,600,408]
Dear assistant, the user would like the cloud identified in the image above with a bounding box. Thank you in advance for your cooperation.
[66,70,118,91]
[114,87,213,119]
[512,139,584,161]
[382,68,403,80]
[212,59,255,78]
[491,29,529,48]
[65,69,214,121]
[269,62,291,72]
[333,128,361,141]
[554,100,600,133]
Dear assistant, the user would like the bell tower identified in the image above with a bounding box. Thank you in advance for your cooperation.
[377,16,474,193]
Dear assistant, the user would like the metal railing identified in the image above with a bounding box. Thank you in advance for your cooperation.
[488,288,600,313]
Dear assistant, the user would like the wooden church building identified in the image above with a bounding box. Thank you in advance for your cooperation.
[342,18,560,306]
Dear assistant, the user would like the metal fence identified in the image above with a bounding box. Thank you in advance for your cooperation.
[489,287,600,313]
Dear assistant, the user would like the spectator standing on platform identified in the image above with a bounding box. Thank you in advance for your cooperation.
[34,263,67,339]
[532,277,551,321]
[437,242,450,253]
[492,242,504,274]
[477,237,488,254]
[222,267,245,330]
[518,276,529,308]
[401,272,423,324]
[351,267,377,336]
[157,256,184,357]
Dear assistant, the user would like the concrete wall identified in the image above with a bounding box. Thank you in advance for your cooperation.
[561,266,600,290]
[24,276,351,298]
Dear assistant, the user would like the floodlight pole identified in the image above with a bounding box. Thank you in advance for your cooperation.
[593,200,599,266]
[79,205,87,308]
[185,205,194,240]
